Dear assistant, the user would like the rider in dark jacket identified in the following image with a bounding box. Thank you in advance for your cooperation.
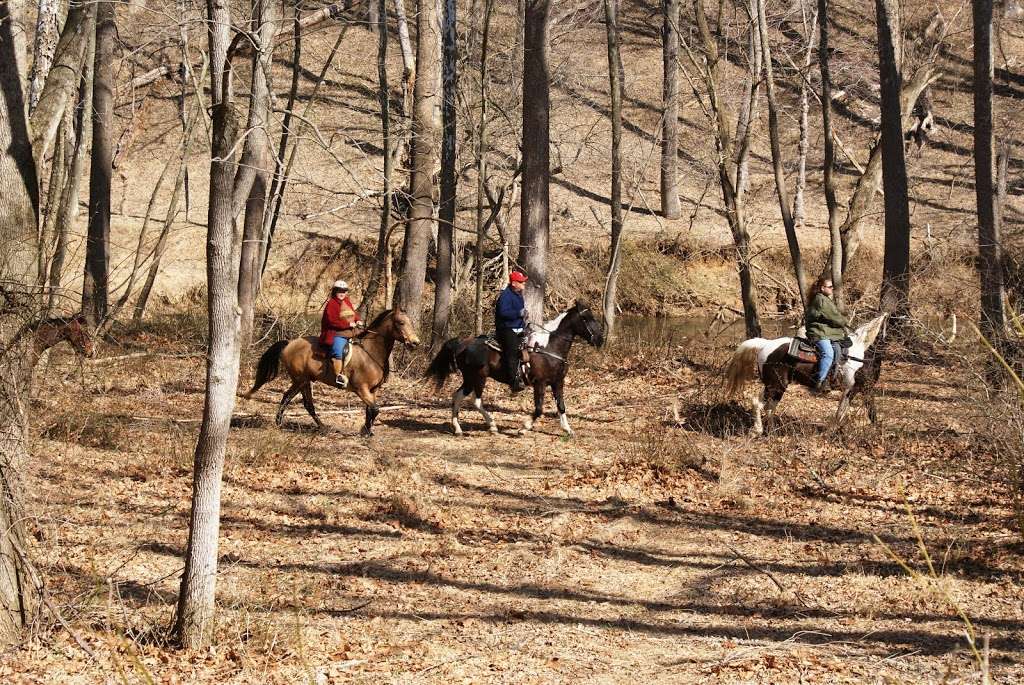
[805,277,850,393]
[496,271,528,392]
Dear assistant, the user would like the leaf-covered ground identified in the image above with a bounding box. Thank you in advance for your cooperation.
[7,332,1023,684]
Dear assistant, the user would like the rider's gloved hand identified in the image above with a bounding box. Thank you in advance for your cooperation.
[355,320,365,328]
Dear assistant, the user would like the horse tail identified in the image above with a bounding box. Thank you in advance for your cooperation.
[425,338,461,391]
[244,340,289,398]
[724,339,763,398]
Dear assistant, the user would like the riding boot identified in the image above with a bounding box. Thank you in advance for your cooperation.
[333,357,348,389]
[811,379,831,395]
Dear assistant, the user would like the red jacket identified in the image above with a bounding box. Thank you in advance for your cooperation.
[320,296,361,345]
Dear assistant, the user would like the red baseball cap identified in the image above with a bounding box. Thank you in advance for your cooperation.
[509,271,528,283]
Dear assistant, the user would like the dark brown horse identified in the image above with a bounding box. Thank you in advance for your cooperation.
[425,301,604,436]
[244,308,420,434]
[32,315,94,359]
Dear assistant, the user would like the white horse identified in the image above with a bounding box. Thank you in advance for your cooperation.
[723,313,888,434]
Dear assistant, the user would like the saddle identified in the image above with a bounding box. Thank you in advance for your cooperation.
[475,333,532,381]
[786,337,851,379]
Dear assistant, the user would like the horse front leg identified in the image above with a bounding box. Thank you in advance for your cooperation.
[835,389,853,427]
[762,386,785,435]
[552,377,573,437]
[276,382,302,427]
[355,385,379,436]
[523,381,544,432]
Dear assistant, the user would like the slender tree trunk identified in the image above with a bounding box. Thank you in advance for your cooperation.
[48,21,95,313]
[37,117,66,288]
[876,0,912,321]
[174,0,242,648]
[392,0,415,174]
[431,0,457,347]
[361,0,392,318]
[974,0,1006,339]
[28,0,61,112]
[660,0,680,219]
[82,0,115,329]
[396,0,441,328]
[793,2,817,228]
[519,0,551,322]
[818,0,843,305]
[474,0,493,334]
[734,0,761,199]
[236,0,277,349]
[757,0,807,305]
[692,0,761,336]
[133,157,188,320]
[602,0,624,336]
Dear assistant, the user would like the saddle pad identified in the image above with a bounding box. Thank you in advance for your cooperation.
[787,338,817,363]
[476,334,502,352]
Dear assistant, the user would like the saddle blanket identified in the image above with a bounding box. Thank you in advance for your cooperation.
[786,337,850,367]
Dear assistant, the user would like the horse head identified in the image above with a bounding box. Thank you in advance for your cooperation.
[569,301,605,348]
[35,314,94,357]
[386,307,421,348]
[850,313,888,358]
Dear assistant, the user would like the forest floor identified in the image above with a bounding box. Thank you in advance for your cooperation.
[5,322,1023,684]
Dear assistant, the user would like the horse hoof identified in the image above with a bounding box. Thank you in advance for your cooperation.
[488,424,499,434]
[563,429,575,438]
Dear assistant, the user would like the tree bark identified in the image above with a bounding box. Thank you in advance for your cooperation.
[174,0,242,648]
[236,0,278,349]
[82,0,116,329]
[974,0,1006,339]
[361,0,393,319]
[602,0,624,336]
[876,0,912,321]
[431,0,457,348]
[818,0,843,305]
[757,0,807,305]
[660,0,680,219]
[396,0,441,329]
[793,1,817,229]
[474,0,494,334]
[519,0,551,322]
[28,0,61,112]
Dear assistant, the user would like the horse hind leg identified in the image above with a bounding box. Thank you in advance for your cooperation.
[450,386,467,436]
[300,383,324,431]
[276,382,303,427]
[472,382,497,434]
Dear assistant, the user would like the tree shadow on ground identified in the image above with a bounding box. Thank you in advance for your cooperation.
[675,401,753,438]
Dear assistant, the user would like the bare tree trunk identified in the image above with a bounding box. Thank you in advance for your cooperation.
[48,21,95,313]
[792,1,817,228]
[28,0,60,112]
[691,0,761,336]
[602,0,624,336]
[431,0,457,347]
[519,0,551,322]
[660,0,680,219]
[367,0,379,27]
[37,117,66,288]
[361,0,392,318]
[174,0,242,648]
[473,0,493,334]
[236,0,277,349]
[133,157,188,320]
[82,0,116,329]
[817,0,843,305]
[396,0,441,329]
[392,0,415,175]
[974,0,1006,338]
[734,0,761,199]
[757,0,807,305]
[875,0,912,321]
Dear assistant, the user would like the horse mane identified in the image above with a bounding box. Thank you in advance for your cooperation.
[365,308,393,330]
[854,313,889,349]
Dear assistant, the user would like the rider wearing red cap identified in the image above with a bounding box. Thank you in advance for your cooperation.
[495,271,528,392]
[320,279,363,388]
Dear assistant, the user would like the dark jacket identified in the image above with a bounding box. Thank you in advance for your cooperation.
[495,287,526,330]
[320,295,360,345]
[805,292,850,341]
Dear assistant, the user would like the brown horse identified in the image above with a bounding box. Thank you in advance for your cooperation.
[244,308,420,434]
[425,301,604,436]
[32,315,94,359]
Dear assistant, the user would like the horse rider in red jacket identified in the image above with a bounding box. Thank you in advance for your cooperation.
[320,279,362,388]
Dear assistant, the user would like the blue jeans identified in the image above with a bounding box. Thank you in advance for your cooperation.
[813,339,834,383]
[331,336,348,359]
